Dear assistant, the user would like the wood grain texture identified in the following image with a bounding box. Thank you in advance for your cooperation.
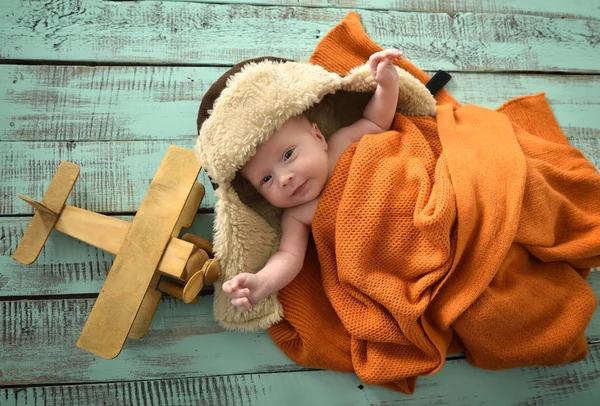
[0,290,598,387]
[0,65,223,141]
[2,65,599,142]
[0,296,301,386]
[164,0,600,20]
[0,214,215,297]
[1,343,599,405]
[0,141,216,215]
[0,1,598,72]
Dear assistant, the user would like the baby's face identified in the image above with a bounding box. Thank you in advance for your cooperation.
[240,115,329,208]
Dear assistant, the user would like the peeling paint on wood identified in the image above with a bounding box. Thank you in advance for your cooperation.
[0,272,598,387]
[161,0,600,20]
[0,296,299,387]
[1,344,599,405]
[2,65,600,142]
[0,1,598,72]
[0,141,217,215]
[0,65,224,141]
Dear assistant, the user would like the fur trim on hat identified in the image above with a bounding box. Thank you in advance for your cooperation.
[196,58,436,331]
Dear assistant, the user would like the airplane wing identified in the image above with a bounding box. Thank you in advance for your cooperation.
[76,145,201,359]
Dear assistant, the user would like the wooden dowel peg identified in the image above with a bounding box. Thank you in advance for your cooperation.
[158,279,184,300]
[158,279,199,304]
[182,233,214,256]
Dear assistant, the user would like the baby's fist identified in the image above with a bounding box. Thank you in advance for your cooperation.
[368,49,403,87]
[222,273,259,312]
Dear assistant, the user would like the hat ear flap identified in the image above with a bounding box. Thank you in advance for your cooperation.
[212,185,284,330]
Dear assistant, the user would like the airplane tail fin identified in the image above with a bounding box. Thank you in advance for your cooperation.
[12,161,80,264]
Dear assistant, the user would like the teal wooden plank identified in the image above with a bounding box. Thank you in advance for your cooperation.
[0,296,302,386]
[2,65,600,142]
[166,0,600,20]
[1,344,599,405]
[587,271,600,343]
[0,65,224,141]
[0,1,598,72]
[570,137,600,169]
[0,141,217,216]
[0,214,215,296]
[0,288,598,387]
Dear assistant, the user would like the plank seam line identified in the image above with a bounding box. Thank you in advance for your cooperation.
[0,59,598,75]
[2,344,599,390]
[0,139,198,143]
[0,59,233,68]
[0,290,216,302]
[0,368,314,390]
[0,293,98,302]
[0,209,216,218]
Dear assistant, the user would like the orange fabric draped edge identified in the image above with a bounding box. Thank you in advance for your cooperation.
[268,12,600,394]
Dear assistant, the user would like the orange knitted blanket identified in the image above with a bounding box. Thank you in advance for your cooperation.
[268,13,600,394]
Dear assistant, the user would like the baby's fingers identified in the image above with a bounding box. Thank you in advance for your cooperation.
[369,49,402,75]
[222,277,241,292]
[368,51,386,72]
[229,288,251,299]
[223,273,252,293]
[231,297,252,312]
[383,49,403,60]
[222,280,236,293]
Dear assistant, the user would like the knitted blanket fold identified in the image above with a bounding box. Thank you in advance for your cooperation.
[268,12,600,394]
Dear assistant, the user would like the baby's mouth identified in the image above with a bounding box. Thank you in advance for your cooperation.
[292,181,308,196]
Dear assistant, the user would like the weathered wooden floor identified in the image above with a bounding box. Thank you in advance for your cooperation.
[1,0,599,404]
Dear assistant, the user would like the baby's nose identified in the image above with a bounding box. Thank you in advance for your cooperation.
[279,172,294,186]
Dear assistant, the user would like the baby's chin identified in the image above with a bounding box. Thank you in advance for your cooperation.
[267,195,315,209]
[262,183,324,208]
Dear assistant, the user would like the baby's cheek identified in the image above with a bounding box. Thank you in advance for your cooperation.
[265,192,282,207]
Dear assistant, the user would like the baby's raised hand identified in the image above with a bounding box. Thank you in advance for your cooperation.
[222,272,260,312]
[368,49,403,87]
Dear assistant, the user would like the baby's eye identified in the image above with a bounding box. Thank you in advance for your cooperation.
[260,175,272,185]
[284,148,294,161]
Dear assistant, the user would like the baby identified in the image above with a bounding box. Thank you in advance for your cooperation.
[222,49,403,311]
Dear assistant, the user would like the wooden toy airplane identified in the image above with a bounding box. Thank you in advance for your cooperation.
[12,145,221,359]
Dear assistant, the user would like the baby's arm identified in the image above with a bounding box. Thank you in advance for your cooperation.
[222,209,309,312]
[362,49,402,131]
[327,49,402,154]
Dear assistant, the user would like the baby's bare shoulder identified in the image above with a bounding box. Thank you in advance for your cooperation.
[328,118,383,154]
[284,200,319,226]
